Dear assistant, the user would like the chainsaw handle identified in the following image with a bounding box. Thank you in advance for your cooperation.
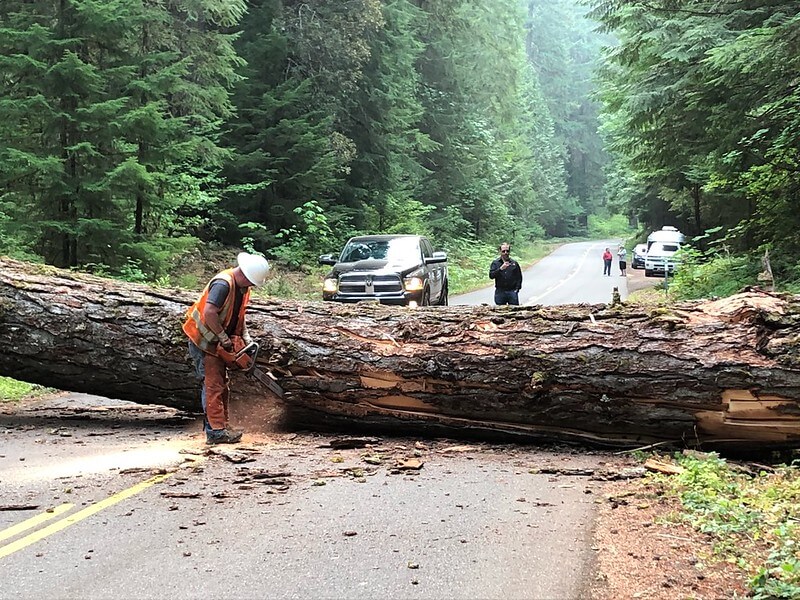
[240,341,260,377]
[217,341,260,376]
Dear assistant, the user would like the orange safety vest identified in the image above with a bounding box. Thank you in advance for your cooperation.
[182,269,250,354]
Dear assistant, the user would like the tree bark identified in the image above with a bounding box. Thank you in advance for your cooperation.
[2,257,800,449]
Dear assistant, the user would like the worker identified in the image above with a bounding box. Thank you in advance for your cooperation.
[183,252,270,444]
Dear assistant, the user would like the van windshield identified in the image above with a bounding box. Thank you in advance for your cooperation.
[649,242,680,254]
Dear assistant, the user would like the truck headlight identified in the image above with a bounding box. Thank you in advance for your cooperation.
[404,276,424,291]
[323,278,338,293]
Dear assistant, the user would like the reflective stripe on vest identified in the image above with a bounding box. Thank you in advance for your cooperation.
[182,269,250,353]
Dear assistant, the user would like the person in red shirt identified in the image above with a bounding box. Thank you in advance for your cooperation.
[602,248,613,276]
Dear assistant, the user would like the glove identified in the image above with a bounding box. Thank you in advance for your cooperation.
[242,325,253,346]
[217,331,234,351]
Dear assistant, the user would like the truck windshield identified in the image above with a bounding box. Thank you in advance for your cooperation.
[341,238,420,262]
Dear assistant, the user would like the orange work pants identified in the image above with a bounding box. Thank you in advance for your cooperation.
[203,352,230,430]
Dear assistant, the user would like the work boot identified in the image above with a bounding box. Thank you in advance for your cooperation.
[206,428,243,445]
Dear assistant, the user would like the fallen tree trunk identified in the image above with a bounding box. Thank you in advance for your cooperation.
[2,257,800,449]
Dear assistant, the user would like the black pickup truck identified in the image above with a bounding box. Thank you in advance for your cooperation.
[318,235,448,307]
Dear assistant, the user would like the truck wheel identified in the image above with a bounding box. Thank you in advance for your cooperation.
[421,288,431,306]
[439,282,448,306]
[645,269,653,277]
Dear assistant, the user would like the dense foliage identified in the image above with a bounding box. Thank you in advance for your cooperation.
[0,0,246,276]
[0,0,605,278]
[589,0,800,286]
[4,1,797,295]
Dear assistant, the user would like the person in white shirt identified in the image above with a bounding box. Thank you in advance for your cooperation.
[617,246,627,276]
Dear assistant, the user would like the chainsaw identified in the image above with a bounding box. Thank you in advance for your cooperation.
[217,341,284,398]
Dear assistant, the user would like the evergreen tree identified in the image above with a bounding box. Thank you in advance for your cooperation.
[340,0,437,235]
[590,0,800,262]
[414,0,570,243]
[526,0,609,228]
[0,0,246,275]
[222,0,386,255]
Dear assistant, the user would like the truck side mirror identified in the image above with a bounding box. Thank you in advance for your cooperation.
[425,251,447,264]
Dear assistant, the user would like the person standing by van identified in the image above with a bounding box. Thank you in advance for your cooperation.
[602,248,613,276]
[618,245,627,276]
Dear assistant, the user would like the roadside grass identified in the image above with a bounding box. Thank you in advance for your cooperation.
[0,376,51,402]
[255,266,327,301]
[626,284,672,306]
[646,452,800,599]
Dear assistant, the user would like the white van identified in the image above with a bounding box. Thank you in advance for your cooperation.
[645,226,685,277]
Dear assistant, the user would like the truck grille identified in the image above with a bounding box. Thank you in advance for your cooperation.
[338,273,403,296]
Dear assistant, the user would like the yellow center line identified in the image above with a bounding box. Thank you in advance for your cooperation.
[0,503,75,543]
[0,473,172,560]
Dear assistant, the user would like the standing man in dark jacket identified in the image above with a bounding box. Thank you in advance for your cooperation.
[489,242,523,305]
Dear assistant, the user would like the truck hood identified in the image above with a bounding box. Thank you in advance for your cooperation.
[329,259,420,278]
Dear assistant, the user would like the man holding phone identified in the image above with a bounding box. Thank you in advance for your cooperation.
[489,242,523,305]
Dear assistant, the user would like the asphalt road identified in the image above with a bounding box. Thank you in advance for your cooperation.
[0,396,639,600]
[0,241,647,600]
[452,239,631,306]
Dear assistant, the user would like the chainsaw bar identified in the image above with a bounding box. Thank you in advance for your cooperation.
[218,341,284,398]
[250,367,284,398]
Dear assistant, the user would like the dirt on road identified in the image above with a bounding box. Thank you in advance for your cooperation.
[590,478,748,599]
[626,265,661,295]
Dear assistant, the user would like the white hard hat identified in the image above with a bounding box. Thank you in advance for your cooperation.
[237,252,270,287]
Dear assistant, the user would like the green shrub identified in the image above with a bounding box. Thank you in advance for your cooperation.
[443,238,496,294]
[256,267,325,301]
[587,213,633,238]
[650,452,800,599]
[669,247,759,300]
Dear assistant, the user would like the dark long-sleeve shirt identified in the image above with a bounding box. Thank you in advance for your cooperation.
[489,257,523,291]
